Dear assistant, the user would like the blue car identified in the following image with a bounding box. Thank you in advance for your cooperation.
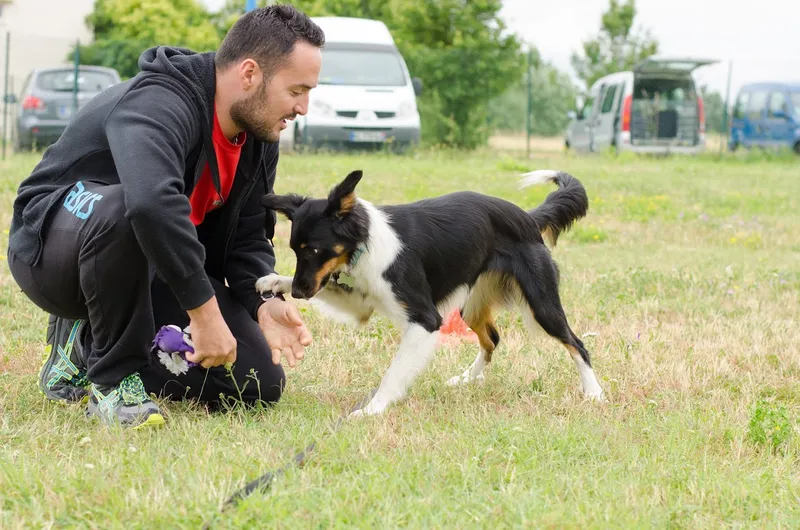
[729,82,800,154]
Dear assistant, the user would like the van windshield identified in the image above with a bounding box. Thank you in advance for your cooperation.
[319,48,407,87]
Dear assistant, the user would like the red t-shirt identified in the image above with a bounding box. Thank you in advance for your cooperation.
[188,108,245,226]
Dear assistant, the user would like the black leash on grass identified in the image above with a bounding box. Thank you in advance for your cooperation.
[201,389,378,530]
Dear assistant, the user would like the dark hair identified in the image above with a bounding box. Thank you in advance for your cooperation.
[215,4,325,78]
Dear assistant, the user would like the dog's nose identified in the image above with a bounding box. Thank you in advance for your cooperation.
[291,286,308,299]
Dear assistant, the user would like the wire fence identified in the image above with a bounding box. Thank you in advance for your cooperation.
[1,29,82,155]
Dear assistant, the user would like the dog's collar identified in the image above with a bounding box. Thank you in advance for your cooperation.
[350,244,366,267]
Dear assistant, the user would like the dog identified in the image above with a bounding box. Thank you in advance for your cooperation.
[255,169,605,416]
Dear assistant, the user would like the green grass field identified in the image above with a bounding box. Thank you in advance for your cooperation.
[1,144,799,528]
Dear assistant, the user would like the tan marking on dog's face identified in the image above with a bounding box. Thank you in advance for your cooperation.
[333,244,345,254]
[313,254,349,293]
[300,243,307,249]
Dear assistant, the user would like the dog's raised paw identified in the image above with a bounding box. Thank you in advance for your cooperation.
[255,274,293,296]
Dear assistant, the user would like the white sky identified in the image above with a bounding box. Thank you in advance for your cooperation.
[204,0,800,101]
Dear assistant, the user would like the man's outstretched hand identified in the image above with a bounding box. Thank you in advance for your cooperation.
[257,298,313,367]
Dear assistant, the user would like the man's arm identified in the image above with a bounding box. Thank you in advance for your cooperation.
[225,143,281,320]
[104,79,215,311]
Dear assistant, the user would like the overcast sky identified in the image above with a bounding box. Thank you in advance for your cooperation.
[203,0,799,100]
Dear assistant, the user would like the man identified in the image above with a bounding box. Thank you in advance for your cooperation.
[6,5,324,428]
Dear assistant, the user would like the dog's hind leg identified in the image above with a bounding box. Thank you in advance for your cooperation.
[446,309,500,386]
[351,308,442,417]
[515,248,605,401]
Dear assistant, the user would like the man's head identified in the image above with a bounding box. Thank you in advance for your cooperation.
[215,4,325,142]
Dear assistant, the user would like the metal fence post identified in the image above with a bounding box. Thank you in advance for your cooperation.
[3,31,9,160]
[526,49,532,158]
[73,39,80,118]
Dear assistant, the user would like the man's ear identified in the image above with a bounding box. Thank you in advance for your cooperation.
[325,170,363,218]
[260,193,306,221]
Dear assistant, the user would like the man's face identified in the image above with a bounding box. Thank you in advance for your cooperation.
[230,41,321,143]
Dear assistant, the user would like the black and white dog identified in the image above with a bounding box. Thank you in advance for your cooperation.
[256,169,605,416]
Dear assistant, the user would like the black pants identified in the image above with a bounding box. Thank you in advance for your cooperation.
[8,181,285,408]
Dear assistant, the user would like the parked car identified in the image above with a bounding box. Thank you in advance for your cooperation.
[279,16,422,151]
[11,65,121,151]
[565,56,717,155]
[728,82,800,154]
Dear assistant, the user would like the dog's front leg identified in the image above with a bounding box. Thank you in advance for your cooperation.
[255,273,293,297]
[351,321,440,417]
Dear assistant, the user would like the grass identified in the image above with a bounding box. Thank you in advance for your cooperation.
[1,142,799,528]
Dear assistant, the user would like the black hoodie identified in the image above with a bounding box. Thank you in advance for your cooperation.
[8,46,279,320]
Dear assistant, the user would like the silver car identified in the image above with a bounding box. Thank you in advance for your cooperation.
[12,65,121,151]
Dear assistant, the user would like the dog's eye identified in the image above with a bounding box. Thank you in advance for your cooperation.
[308,248,319,255]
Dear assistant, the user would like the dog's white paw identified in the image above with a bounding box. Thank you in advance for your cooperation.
[445,369,485,387]
[349,396,389,417]
[255,274,293,297]
[583,387,607,402]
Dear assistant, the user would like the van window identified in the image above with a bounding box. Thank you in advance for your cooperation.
[733,91,749,119]
[601,84,618,113]
[746,90,769,119]
[768,92,787,117]
[319,48,407,87]
[792,92,800,116]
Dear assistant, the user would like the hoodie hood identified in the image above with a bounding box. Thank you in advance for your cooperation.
[138,46,217,121]
[137,46,223,197]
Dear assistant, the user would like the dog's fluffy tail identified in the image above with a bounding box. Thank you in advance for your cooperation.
[518,169,588,246]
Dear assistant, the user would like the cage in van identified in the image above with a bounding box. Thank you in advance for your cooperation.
[279,16,423,151]
[564,56,717,154]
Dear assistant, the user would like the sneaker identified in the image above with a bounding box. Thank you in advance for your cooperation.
[86,373,165,429]
[39,315,90,404]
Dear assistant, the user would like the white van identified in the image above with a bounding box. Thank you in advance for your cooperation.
[280,16,423,151]
[564,56,717,155]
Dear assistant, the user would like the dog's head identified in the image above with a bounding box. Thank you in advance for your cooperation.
[261,170,369,299]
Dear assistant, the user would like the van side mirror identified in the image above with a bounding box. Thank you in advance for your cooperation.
[412,77,423,96]
[3,93,17,104]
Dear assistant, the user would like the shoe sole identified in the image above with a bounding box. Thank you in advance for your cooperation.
[39,318,89,405]
[133,413,166,429]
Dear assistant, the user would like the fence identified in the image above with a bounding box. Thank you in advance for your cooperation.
[1,29,82,157]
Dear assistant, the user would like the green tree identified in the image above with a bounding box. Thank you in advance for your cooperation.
[74,0,220,79]
[216,0,524,149]
[699,87,726,134]
[570,0,658,89]
[488,48,578,136]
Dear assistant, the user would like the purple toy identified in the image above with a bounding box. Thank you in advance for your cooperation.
[151,324,198,375]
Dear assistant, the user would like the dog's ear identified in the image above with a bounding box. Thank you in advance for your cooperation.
[325,170,363,219]
[260,193,306,221]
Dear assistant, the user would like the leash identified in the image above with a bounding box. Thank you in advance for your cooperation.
[201,388,378,529]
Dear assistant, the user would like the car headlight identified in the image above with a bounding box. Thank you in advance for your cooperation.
[310,99,334,116]
[397,100,417,118]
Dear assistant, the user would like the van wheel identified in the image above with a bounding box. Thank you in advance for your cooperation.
[794,142,800,155]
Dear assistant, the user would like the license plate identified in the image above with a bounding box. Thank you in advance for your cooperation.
[58,106,73,119]
[349,130,386,142]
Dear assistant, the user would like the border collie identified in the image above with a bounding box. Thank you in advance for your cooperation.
[256,169,605,416]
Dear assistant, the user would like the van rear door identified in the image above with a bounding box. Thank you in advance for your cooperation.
[630,56,717,148]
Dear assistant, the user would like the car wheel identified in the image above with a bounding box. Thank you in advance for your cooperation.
[794,142,800,155]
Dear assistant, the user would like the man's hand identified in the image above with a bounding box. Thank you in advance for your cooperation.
[186,296,237,369]
[258,298,312,367]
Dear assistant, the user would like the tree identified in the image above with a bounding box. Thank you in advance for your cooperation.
[570,0,658,90]
[488,48,578,136]
[699,87,726,134]
[74,0,220,79]
[216,0,524,149]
